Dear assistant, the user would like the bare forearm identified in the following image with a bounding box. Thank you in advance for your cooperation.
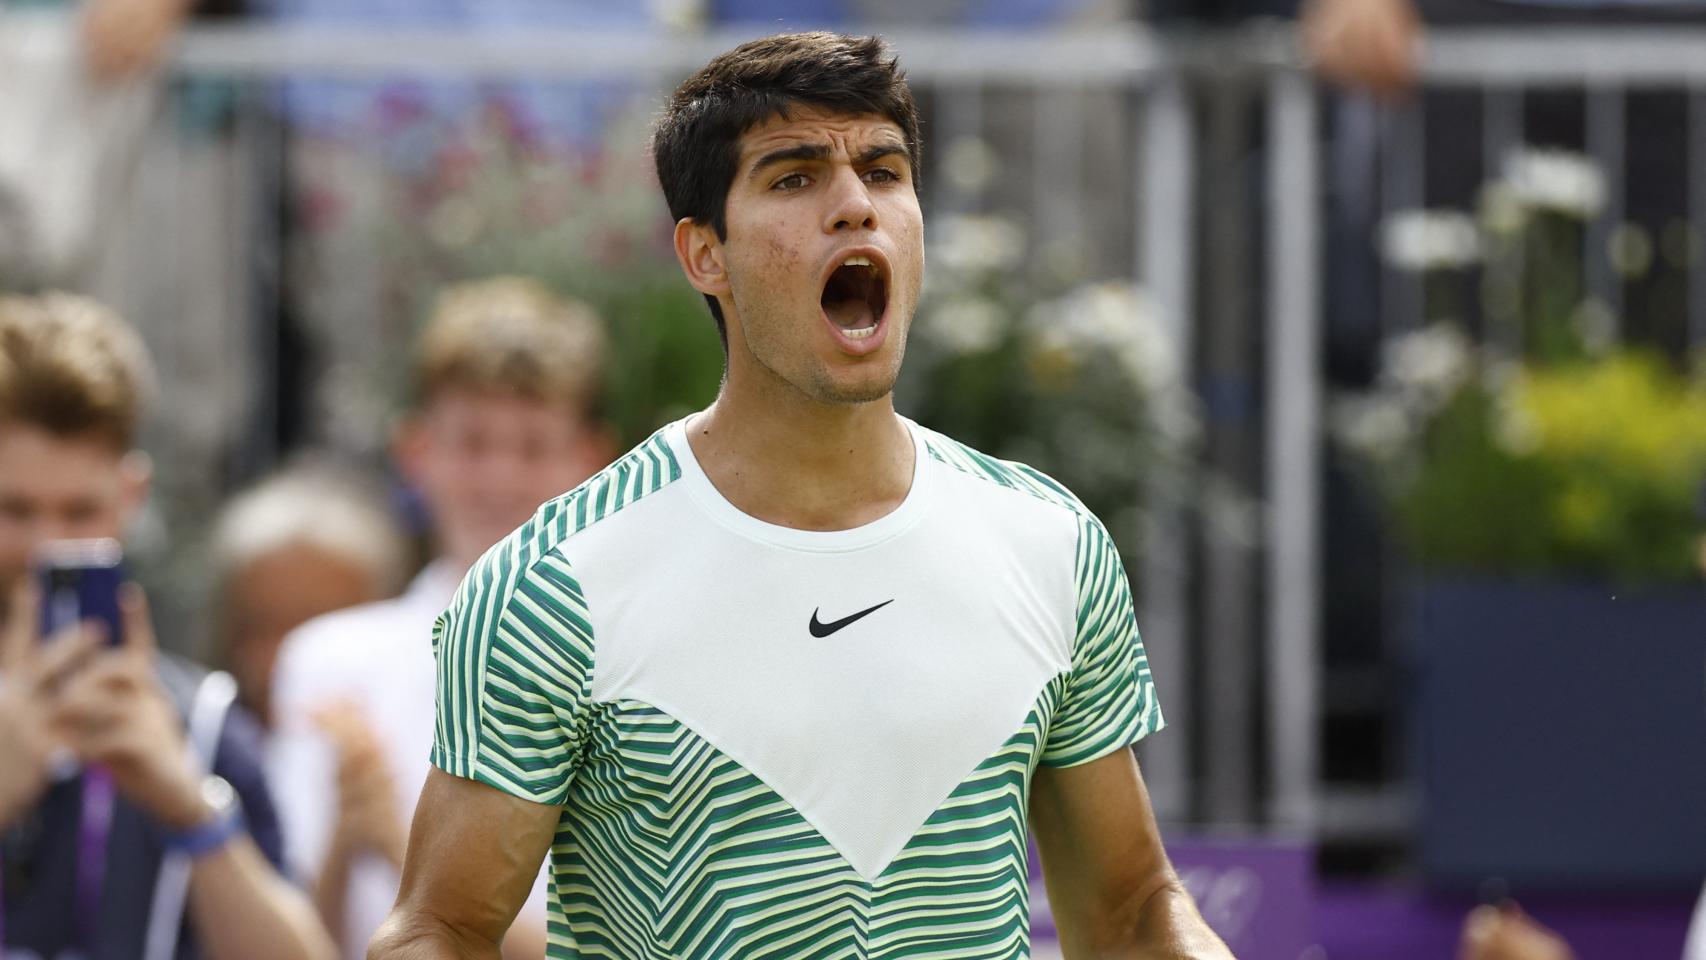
[187,837,337,960]
[368,912,504,960]
[1128,881,1234,960]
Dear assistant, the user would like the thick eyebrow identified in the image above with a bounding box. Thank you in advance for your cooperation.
[746,141,912,181]
[748,143,832,180]
[854,143,910,167]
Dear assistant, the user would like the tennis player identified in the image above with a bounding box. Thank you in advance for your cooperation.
[370,32,1231,960]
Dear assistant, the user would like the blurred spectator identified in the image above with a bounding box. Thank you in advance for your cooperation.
[1302,0,1422,98]
[209,466,408,730]
[0,0,242,288]
[1146,0,1424,97]
[0,293,334,959]
[267,277,612,959]
[1459,904,1575,960]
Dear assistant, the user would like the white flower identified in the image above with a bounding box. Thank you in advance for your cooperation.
[1493,393,1542,456]
[1028,283,1177,391]
[1380,209,1483,272]
[927,296,1006,354]
[1573,298,1616,356]
[1479,183,1527,237]
[1502,148,1606,218]
[1381,323,1472,409]
[930,214,1025,275]
[1332,396,1413,463]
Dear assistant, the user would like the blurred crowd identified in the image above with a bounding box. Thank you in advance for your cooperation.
[0,279,607,959]
[3,0,1706,958]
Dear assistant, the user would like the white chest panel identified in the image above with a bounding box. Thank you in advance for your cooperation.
[558,423,1078,881]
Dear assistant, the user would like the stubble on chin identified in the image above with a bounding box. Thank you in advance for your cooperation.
[731,275,912,407]
[802,323,910,407]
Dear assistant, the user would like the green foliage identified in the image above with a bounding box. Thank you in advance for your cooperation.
[896,216,1195,564]
[1349,345,1706,582]
[375,105,725,448]
[1354,148,1706,582]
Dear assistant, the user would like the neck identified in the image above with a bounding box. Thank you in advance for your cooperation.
[687,364,914,533]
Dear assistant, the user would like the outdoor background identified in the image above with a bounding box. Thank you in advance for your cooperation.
[6,0,1706,957]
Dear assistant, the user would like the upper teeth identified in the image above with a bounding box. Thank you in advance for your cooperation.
[844,256,873,268]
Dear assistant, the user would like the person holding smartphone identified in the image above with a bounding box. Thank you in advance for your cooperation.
[0,293,335,960]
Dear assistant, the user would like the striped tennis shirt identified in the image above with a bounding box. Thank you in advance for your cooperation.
[431,416,1163,959]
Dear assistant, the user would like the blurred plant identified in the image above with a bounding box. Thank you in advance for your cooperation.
[897,212,1198,565]
[1343,146,1706,580]
[1339,340,1706,581]
[357,99,725,449]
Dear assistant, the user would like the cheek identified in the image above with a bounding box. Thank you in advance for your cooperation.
[729,217,809,301]
[75,506,128,540]
[0,530,28,589]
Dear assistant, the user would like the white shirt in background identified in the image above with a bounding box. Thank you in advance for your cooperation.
[268,561,548,959]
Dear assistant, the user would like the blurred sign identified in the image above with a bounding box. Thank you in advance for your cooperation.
[1030,834,1315,960]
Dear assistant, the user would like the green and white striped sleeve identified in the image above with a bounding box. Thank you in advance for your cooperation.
[431,548,594,805]
[1041,513,1165,767]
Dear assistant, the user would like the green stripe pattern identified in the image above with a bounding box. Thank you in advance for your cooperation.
[432,430,681,800]
[431,424,1161,958]
[551,699,1052,957]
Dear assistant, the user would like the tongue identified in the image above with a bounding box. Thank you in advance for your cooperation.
[824,297,877,330]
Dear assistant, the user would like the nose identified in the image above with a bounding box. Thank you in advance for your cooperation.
[823,166,878,233]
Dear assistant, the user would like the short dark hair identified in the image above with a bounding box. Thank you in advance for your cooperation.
[651,32,923,345]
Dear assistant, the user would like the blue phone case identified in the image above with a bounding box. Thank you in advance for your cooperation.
[36,539,126,647]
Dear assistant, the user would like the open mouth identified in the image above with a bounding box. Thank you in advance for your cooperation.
[820,254,889,341]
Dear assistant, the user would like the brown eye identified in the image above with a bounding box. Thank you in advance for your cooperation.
[773,173,808,191]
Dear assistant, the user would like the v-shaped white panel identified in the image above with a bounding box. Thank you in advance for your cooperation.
[559,426,1078,882]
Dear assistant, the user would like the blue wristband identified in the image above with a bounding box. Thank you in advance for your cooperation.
[160,776,245,859]
[161,805,244,859]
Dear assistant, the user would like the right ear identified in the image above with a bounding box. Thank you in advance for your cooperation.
[673,218,731,300]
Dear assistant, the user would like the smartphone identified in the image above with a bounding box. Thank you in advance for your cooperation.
[35,538,126,647]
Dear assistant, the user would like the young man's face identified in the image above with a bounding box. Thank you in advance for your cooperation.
[0,423,148,596]
[700,105,925,406]
[396,388,608,570]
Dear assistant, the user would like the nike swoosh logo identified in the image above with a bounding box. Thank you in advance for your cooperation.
[808,599,894,638]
